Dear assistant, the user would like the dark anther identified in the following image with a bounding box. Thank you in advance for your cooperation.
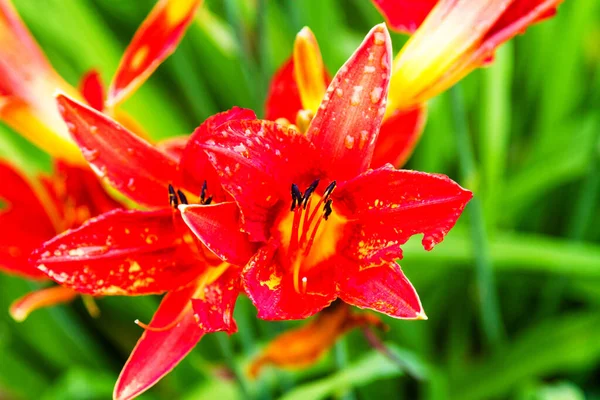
[168,184,178,208]
[302,179,320,209]
[323,199,333,220]
[200,180,208,204]
[291,183,303,211]
[204,196,213,205]
[323,180,337,199]
[177,189,188,205]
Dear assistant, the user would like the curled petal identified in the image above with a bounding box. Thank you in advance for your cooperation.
[338,166,472,262]
[107,0,203,107]
[371,0,438,34]
[56,94,181,207]
[114,283,204,400]
[79,69,104,111]
[249,302,383,377]
[191,266,240,334]
[389,0,562,109]
[293,27,327,114]
[372,105,427,168]
[31,209,203,296]
[9,286,78,322]
[337,261,425,319]
[180,202,255,266]
[242,242,337,320]
[180,107,256,200]
[307,24,392,180]
[203,120,317,242]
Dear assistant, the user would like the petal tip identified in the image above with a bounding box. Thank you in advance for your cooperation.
[415,311,428,320]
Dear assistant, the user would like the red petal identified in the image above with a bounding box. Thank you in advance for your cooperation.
[9,286,78,322]
[0,159,49,212]
[338,166,472,263]
[107,0,203,107]
[78,69,105,111]
[180,202,255,266]
[56,94,181,207]
[191,266,240,333]
[265,58,303,122]
[31,209,203,296]
[156,136,189,161]
[203,120,317,242]
[371,105,427,168]
[477,0,562,63]
[180,107,256,200]
[306,24,392,180]
[242,242,336,320]
[337,261,425,319]
[371,0,438,33]
[114,284,204,400]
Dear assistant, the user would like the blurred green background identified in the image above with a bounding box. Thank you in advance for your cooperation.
[1,0,600,399]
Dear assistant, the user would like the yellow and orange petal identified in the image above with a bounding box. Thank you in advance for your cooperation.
[9,286,78,322]
[388,0,562,110]
[107,0,203,107]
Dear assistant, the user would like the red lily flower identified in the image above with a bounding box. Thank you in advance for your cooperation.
[31,95,255,400]
[265,27,426,169]
[0,0,201,159]
[375,0,563,110]
[0,159,122,320]
[180,24,472,321]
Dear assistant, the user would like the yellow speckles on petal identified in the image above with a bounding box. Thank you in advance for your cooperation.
[130,45,149,71]
[260,271,282,291]
[128,262,141,273]
[373,31,386,46]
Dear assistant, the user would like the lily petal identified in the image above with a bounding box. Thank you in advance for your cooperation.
[191,266,240,334]
[307,24,392,180]
[9,286,78,322]
[264,58,303,122]
[31,209,203,296]
[371,0,438,33]
[338,166,472,263]
[372,105,427,168]
[242,242,337,320]
[79,69,105,111]
[293,27,327,114]
[180,202,255,266]
[114,283,204,400]
[249,302,383,377]
[203,120,316,242]
[56,94,181,207]
[180,107,256,199]
[389,0,562,109]
[107,0,203,107]
[0,0,84,162]
[337,261,425,319]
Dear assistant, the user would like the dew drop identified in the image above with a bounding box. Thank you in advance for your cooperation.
[89,125,98,134]
[370,87,383,104]
[374,31,386,45]
[127,178,136,191]
[351,86,363,106]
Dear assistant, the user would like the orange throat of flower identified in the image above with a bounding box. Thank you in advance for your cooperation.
[275,180,347,294]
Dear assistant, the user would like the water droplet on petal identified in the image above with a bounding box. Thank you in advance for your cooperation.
[344,135,355,149]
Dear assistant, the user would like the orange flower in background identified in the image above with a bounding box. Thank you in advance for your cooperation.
[0,160,122,321]
[374,0,563,110]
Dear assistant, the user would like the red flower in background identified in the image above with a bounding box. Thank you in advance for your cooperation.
[373,0,563,110]
[0,160,122,320]
[31,95,255,400]
[181,25,472,322]
[266,27,426,169]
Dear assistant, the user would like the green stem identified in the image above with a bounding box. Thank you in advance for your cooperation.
[216,333,252,399]
[450,85,505,348]
[334,337,356,400]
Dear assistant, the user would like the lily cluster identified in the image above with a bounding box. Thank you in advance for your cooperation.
[0,0,561,399]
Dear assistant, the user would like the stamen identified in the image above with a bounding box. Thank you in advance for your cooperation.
[323,180,337,199]
[177,189,188,205]
[291,183,303,211]
[200,180,208,203]
[204,196,213,205]
[134,314,185,332]
[168,184,178,208]
[302,276,308,294]
[302,179,320,209]
[323,199,333,220]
